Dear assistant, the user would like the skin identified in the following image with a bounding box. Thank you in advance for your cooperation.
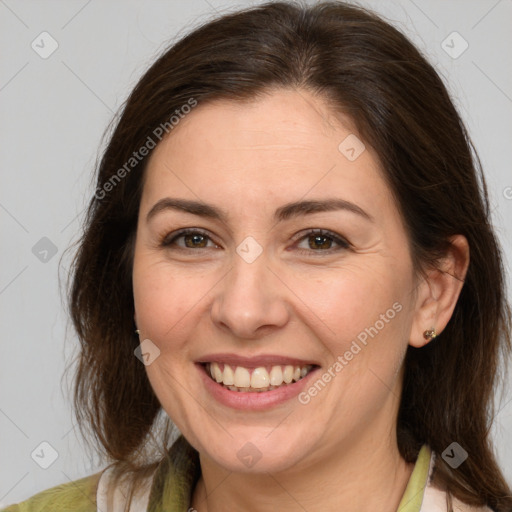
[132,88,469,512]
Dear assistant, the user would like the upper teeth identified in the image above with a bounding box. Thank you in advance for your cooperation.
[207,362,312,390]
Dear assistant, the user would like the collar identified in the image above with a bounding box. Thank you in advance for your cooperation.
[397,444,433,511]
[99,436,433,511]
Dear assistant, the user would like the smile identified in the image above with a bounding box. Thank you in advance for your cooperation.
[205,362,315,392]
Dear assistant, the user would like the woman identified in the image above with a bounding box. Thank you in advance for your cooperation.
[2,1,511,511]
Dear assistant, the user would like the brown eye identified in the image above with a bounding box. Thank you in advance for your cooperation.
[182,233,209,248]
[307,233,333,250]
[161,229,218,250]
[295,229,350,255]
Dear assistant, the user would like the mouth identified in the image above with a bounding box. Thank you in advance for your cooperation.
[202,362,317,393]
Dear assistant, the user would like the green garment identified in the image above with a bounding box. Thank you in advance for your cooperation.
[1,437,431,511]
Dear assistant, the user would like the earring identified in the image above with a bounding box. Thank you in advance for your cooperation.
[423,328,437,341]
[135,329,140,335]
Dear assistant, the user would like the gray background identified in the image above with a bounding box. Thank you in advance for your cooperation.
[1,0,511,506]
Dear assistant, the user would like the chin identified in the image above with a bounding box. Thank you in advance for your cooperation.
[190,426,316,474]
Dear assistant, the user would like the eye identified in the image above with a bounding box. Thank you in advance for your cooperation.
[293,229,350,255]
[160,229,219,250]
[159,227,350,255]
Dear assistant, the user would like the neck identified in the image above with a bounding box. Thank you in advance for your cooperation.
[191,421,414,512]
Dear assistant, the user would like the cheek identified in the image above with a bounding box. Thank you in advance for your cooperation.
[132,258,201,418]
[302,263,405,341]
[132,251,212,343]
[298,263,413,399]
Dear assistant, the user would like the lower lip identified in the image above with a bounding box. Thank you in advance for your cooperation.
[197,363,320,411]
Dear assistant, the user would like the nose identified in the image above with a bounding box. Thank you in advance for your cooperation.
[210,250,290,340]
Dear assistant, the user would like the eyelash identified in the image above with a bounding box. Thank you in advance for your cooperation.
[159,228,350,256]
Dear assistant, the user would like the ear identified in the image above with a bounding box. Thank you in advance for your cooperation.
[409,235,470,348]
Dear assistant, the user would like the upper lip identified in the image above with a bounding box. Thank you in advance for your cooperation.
[196,353,319,368]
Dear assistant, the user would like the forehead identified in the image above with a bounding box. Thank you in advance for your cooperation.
[142,88,394,223]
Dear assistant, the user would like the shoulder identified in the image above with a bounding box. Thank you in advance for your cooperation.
[451,496,494,512]
[422,452,494,512]
[1,451,172,512]
[422,483,494,512]
[0,472,102,512]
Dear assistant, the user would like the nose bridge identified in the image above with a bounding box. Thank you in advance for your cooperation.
[210,243,289,338]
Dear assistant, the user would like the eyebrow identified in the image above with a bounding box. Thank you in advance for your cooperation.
[146,197,373,224]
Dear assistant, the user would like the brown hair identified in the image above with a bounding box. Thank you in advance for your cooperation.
[68,1,512,510]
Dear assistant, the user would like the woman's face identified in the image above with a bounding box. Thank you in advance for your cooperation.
[132,88,423,473]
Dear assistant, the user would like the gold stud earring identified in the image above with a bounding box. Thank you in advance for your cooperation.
[423,328,437,341]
